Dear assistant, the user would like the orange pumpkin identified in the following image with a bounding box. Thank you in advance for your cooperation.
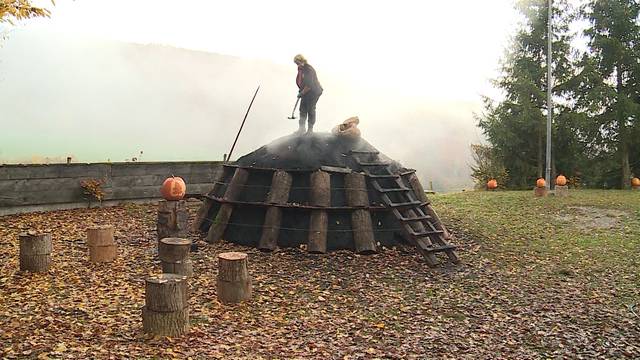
[632,177,640,187]
[556,175,567,186]
[161,176,186,200]
[487,179,498,190]
[536,178,546,188]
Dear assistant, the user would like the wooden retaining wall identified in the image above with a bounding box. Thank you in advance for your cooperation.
[0,161,222,215]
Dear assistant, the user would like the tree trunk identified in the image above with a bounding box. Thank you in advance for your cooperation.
[216,252,252,304]
[87,225,116,263]
[19,232,52,272]
[617,67,631,189]
[142,273,189,336]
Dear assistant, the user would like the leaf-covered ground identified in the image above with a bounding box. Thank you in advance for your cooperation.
[0,190,639,359]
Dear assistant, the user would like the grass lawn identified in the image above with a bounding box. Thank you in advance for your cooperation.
[0,190,638,359]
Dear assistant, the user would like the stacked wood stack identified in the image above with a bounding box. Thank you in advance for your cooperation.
[19,232,52,272]
[157,200,188,245]
[159,238,193,277]
[307,170,330,253]
[217,252,252,304]
[87,225,117,263]
[142,273,189,336]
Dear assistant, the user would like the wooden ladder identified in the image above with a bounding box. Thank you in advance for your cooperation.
[350,150,459,267]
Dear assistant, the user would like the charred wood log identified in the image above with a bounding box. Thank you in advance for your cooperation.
[206,168,249,243]
[259,170,292,251]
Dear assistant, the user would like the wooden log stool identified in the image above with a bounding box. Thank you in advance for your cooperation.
[534,187,548,197]
[87,225,117,263]
[555,185,569,197]
[216,252,252,304]
[157,200,188,245]
[19,232,52,272]
[142,273,189,336]
[159,238,193,277]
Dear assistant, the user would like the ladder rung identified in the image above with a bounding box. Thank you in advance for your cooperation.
[379,187,410,193]
[356,160,391,166]
[372,182,410,193]
[422,244,457,253]
[399,214,432,222]
[409,229,445,237]
[387,200,422,208]
[365,172,400,179]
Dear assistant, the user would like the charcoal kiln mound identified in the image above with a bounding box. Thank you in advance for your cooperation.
[194,132,459,266]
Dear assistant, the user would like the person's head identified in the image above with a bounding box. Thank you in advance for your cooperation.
[293,54,307,68]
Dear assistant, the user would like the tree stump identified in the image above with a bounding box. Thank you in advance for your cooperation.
[157,200,188,245]
[142,273,189,336]
[555,185,569,197]
[159,238,193,277]
[19,232,52,272]
[216,252,252,304]
[87,225,116,263]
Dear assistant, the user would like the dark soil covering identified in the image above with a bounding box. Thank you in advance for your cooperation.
[236,132,404,173]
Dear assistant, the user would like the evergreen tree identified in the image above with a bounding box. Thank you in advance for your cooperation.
[477,0,577,188]
[576,0,640,188]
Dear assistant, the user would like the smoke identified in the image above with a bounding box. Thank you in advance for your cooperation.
[0,30,478,191]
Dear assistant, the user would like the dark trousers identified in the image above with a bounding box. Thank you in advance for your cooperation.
[299,92,321,129]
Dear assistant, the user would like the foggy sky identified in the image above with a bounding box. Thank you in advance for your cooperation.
[0,30,479,191]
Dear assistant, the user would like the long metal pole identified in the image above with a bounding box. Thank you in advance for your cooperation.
[545,0,553,190]
[227,85,260,163]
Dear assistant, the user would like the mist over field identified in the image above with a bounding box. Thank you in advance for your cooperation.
[0,30,479,191]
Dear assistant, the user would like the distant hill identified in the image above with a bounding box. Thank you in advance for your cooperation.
[0,29,476,191]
